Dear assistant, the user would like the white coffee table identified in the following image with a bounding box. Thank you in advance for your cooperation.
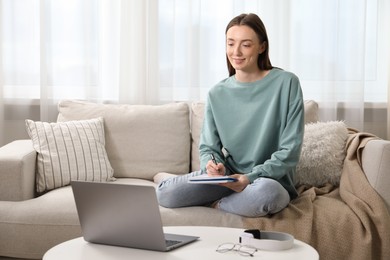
[43,226,319,260]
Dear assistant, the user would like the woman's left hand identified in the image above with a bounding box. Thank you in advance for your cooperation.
[220,174,250,192]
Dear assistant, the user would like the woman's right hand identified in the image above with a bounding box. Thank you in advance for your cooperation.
[206,160,226,176]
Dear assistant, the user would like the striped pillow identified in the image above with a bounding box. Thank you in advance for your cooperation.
[25,117,115,193]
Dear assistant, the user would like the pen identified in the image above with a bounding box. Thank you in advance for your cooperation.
[210,154,218,165]
[210,154,221,174]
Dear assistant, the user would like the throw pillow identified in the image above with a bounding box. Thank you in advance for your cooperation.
[295,121,348,187]
[25,117,115,193]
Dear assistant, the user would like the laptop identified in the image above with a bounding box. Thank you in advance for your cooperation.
[71,181,199,251]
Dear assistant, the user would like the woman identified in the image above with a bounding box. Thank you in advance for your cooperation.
[156,13,304,218]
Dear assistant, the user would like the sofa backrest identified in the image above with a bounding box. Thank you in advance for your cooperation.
[190,100,319,172]
[57,100,191,180]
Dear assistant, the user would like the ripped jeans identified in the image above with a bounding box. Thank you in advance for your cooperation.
[156,171,290,218]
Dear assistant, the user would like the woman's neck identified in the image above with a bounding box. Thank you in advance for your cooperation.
[235,69,270,83]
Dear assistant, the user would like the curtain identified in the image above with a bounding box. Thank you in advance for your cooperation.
[0,0,159,145]
[1,0,389,146]
[388,63,390,139]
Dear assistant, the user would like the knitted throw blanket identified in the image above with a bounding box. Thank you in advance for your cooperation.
[242,130,390,260]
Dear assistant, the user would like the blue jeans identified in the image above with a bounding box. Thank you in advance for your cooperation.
[156,171,290,218]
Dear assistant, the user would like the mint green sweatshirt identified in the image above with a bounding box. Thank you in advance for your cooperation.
[199,68,304,199]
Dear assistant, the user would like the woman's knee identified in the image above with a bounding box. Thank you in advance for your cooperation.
[156,176,203,208]
[219,178,290,217]
[155,178,175,207]
[252,178,290,214]
[156,180,178,208]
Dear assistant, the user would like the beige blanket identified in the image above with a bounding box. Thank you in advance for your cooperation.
[243,130,390,260]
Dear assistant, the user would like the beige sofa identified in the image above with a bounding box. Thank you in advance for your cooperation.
[0,100,389,260]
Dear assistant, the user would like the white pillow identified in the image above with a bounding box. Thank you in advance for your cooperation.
[25,117,115,193]
[295,121,348,187]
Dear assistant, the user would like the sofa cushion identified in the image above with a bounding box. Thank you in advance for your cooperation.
[295,121,348,186]
[25,117,115,193]
[57,101,190,180]
[190,100,319,172]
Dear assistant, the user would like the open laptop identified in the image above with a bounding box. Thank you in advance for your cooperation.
[71,181,199,251]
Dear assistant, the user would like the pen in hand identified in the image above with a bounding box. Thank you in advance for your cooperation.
[210,154,217,165]
[210,154,220,174]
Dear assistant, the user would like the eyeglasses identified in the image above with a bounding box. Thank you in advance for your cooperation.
[216,243,257,257]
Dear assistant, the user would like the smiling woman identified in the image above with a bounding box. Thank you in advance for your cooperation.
[225,14,270,82]
[156,13,305,218]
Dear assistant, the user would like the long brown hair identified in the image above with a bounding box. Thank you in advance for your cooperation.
[225,13,273,76]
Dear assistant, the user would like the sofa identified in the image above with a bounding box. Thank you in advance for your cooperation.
[0,100,389,260]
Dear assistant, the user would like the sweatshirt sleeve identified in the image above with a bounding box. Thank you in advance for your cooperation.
[245,78,305,183]
[198,96,224,172]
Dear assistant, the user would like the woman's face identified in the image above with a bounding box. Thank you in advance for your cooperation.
[226,25,265,74]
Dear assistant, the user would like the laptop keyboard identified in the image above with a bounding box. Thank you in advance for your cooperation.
[166,239,181,247]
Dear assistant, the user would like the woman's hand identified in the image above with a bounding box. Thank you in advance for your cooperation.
[206,160,226,176]
[220,174,250,192]
[206,161,249,192]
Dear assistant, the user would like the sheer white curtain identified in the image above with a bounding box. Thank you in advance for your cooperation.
[0,0,159,145]
[1,0,389,146]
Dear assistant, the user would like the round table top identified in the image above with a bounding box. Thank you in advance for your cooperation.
[43,226,319,260]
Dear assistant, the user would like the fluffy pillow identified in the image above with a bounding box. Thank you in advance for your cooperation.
[295,121,348,187]
[25,117,115,193]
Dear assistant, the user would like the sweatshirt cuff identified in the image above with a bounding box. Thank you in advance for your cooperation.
[245,172,260,183]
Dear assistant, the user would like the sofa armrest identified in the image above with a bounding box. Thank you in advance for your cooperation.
[0,140,37,201]
[361,139,390,212]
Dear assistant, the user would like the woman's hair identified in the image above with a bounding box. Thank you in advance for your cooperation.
[225,13,273,76]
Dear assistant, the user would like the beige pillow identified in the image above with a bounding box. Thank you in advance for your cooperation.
[57,100,190,180]
[25,117,115,193]
[303,100,319,123]
[295,121,348,187]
